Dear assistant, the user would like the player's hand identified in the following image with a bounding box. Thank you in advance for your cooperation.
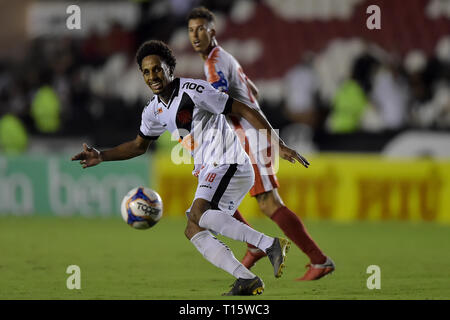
[71,143,102,169]
[279,143,310,168]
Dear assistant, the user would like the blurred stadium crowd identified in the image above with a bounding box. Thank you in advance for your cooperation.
[0,0,449,154]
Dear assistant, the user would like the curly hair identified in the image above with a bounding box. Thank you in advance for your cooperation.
[187,6,215,23]
[135,40,176,75]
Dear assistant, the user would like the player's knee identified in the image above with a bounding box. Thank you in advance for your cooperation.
[188,198,211,224]
[256,191,283,217]
[184,223,193,240]
[184,220,203,240]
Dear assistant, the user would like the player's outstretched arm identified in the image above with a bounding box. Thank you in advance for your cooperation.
[230,99,309,168]
[71,135,152,169]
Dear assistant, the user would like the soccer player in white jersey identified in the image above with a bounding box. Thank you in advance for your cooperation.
[72,40,310,295]
[187,7,335,281]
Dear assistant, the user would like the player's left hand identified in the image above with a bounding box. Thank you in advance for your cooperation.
[279,143,310,168]
[71,143,102,169]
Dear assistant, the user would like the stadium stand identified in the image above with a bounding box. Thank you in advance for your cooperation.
[0,0,448,153]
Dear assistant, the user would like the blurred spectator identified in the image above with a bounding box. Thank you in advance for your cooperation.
[88,49,149,104]
[283,52,320,129]
[0,113,28,154]
[281,52,321,153]
[81,29,105,67]
[327,54,379,133]
[0,73,28,118]
[170,0,201,18]
[406,44,450,129]
[328,79,368,133]
[30,72,61,134]
[136,1,180,44]
[103,21,136,57]
[66,68,94,135]
[369,59,409,131]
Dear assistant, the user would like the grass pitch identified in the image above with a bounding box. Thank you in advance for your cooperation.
[0,216,449,300]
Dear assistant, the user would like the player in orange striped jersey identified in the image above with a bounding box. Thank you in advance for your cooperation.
[187,7,335,281]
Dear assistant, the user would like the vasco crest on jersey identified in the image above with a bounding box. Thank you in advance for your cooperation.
[153,106,163,117]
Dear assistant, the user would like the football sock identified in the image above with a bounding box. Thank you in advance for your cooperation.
[190,230,255,279]
[232,209,259,250]
[199,209,274,252]
[271,206,327,264]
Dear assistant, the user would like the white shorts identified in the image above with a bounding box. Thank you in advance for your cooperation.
[186,159,255,216]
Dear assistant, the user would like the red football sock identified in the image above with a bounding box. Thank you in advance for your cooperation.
[233,209,259,250]
[271,206,326,264]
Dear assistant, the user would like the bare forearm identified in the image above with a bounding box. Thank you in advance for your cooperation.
[72,136,151,169]
[100,139,149,162]
[232,100,283,144]
[229,100,310,168]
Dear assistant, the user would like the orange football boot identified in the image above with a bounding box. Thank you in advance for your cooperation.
[296,257,335,281]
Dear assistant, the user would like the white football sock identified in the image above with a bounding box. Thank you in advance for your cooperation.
[190,230,256,279]
[198,209,275,252]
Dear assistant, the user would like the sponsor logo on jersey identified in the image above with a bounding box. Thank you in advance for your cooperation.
[182,82,205,93]
[211,71,228,92]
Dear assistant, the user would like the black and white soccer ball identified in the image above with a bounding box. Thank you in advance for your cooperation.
[120,187,163,229]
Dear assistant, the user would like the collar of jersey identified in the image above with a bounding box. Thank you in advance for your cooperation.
[207,46,221,61]
[157,78,180,109]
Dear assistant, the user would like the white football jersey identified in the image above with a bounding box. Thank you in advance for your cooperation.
[139,78,249,173]
[204,46,269,152]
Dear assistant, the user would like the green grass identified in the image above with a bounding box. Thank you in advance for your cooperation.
[0,216,449,300]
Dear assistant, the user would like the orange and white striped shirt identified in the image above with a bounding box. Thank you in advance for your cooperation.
[203,46,280,196]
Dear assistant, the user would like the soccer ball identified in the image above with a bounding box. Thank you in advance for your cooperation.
[120,187,163,229]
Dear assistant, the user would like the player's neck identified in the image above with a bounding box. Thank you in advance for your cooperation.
[158,80,176,105]
[201,42,218,61]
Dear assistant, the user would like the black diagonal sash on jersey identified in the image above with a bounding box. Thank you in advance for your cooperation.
[176,92,195,133]
[210,164,238,210]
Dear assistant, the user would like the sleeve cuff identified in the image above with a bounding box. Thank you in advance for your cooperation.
[222,96,234,115]
[139,131,159,141]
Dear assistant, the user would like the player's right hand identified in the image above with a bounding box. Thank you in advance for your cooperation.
[71,143,102,169]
